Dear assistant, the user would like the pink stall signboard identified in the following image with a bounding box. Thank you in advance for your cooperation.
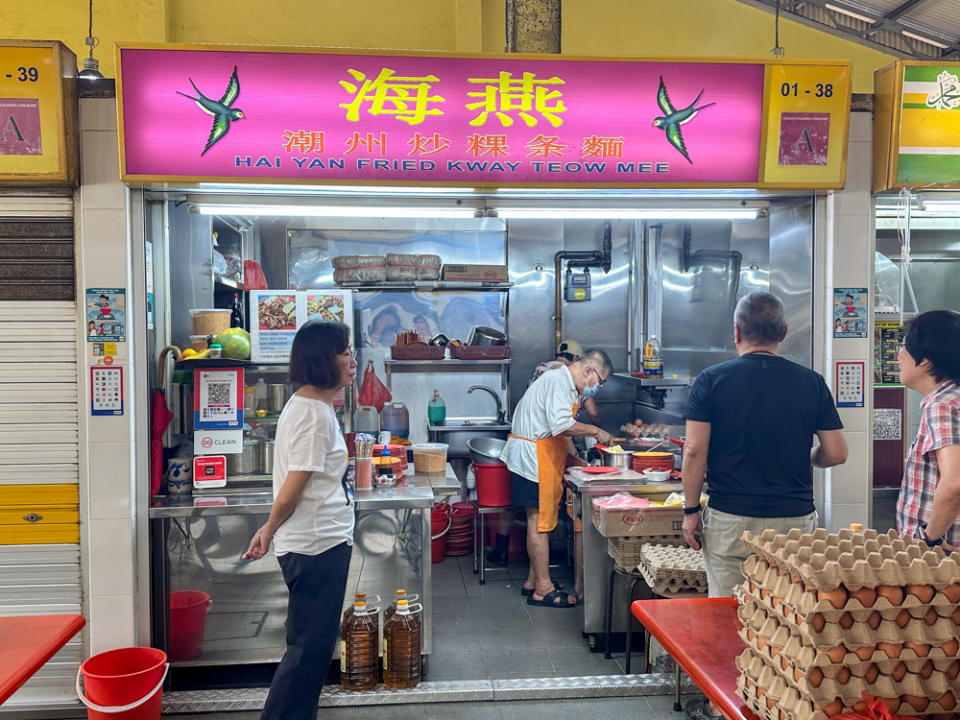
[117,46,768,187]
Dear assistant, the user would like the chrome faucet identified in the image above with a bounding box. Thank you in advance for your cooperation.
[467,385,505,424]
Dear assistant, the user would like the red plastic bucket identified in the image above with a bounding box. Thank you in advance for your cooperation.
[77,647,167,720]
[169,590,211,661]
[431,505,452,563]
[473,462,511,507]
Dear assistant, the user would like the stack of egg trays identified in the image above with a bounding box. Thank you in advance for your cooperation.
[607,535,685,572]
[735,527,960,720]
[636,543,708,596]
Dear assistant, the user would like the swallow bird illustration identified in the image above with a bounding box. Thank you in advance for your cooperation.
[651,76,715,164]
[177,66,244,156]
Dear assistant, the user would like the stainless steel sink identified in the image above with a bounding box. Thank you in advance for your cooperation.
[428,418,511,456]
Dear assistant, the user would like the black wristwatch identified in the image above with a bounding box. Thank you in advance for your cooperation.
[917,522,943,547]
[682,503,702,516]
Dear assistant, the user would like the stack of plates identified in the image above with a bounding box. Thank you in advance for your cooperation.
[445,501,475,556]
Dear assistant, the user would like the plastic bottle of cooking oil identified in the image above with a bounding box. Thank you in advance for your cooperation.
[383,599,421,689]
[384,589,408,624]
[341,600,378,691]
[341,591,368,631]
[642,335,663,379]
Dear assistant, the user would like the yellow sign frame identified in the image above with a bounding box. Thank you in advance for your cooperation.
[0,40,78,186]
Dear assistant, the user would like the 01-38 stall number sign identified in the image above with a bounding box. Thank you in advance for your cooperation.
[835,361,865,408]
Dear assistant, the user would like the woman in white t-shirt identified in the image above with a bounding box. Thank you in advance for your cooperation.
[243,320,357,720]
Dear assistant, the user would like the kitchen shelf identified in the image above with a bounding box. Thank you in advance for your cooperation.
[613,373,691,387]
[336,281,512,291]
[174,359,288,371]
[385,359,511,366]
[383,358,510,391]
[214,276,240,289]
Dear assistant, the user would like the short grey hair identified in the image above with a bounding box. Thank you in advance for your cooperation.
[579,348,613,375]
[734,291,787,345]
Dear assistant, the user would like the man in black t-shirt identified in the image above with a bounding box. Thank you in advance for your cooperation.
[681,291,848,598]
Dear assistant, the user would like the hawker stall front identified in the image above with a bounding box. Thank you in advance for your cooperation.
[113,43,857,705]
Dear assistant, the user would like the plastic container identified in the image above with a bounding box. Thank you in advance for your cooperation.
[380,402,410,439]
[77,646,168,720]
[189,309,231,336]
[427,390,446,425]
[168,590,211,661]
[340,600,378,691]
[473,462,511,507]
[383,600,422,689]
[207,343,222,359]
[189,334,211,351]
[412,443,448,474]
[431,506,452,563]
[355,405,380,433]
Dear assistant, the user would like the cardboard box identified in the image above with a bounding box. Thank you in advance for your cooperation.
[441,264,509,282]
[592,504,684,537]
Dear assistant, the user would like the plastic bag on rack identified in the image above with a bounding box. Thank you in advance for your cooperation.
[239,260,268,291]
[357,361,392,411]
[832,692,914,720]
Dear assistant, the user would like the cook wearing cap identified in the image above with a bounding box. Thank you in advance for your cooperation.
[502,349,612,608]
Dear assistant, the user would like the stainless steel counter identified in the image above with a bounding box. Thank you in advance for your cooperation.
[564,468,682,649]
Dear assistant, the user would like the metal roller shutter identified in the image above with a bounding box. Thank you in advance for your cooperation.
[0,192,84,708]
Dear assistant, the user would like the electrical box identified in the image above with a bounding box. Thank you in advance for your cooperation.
[564,269,591,302]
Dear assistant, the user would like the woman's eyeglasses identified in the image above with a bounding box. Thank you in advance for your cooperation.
[340,348,356,360]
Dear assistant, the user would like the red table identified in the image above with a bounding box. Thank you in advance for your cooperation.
[631,598,758,720]
[0,614,85,706]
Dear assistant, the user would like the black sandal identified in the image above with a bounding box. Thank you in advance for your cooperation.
[521,580,564,597]
[526,588,576,608]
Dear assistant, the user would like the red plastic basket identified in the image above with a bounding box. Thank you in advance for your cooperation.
[452,345,509,360]
[391,345,445,361]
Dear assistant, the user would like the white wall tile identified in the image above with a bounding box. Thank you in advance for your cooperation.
[838,404,868,433]
[827,502,870,532]
[88,518,134,596]
[88,594,136,654]
[79,98,117,132]
[842,141,873,196]
[87,443,132,520]
[850,112,873,143]
[833,188,871,218]
[832,216,872,286]
[80,130,126,210]
[79,208,128,286]
[828,431,870,504]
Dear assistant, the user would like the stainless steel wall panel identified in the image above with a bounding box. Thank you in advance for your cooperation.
[769,198,814,368]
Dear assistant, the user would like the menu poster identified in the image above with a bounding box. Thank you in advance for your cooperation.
[833,287,868,338]
[875,320,903,385]
[86,288,126,342]
[250,289,353,363]
[193,367,244,430]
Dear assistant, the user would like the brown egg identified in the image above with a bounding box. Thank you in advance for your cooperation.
[794,668,804,683]
[946,660,960,679]
[808,667,824,687]
[853,699,869,713]
[943,582,960,604]
[891,661,908,681]
[771,595,782,609]
[943,638,959,656]
[877,584,905,605]
[766,697,778,710]
[745,677,754,688]
[896,609,912,628]
[761,587,771,599]
[811,613,826,632]
[822,699,845,717]
[907,583,936,603]
[902,694,931,713]
[925,606,941,625]
[883,698,903,714]
[780,656,789,672]
[770,643,782,658]
[836,666,851,684]
[757,686,766,697]
[746,628,757,642]
[879,642,902,659]
[863,663,880,684]
[826,645,847,663]
[939,691,958,711]
[920,660,935,679]
[757,635,768,649]
[867,611,883,629]
[850,586,877,608]
[819,586,849,609]
[905,640,931,657]
[854,645,875,661]
[839,612,854,629]
[749,581,757,594]
[952,606,960,625]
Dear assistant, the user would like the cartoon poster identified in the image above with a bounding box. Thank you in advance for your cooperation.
[833,287,868,338]
[86,288,126,342]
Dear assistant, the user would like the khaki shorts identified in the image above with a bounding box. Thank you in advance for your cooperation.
[702,506,818,598]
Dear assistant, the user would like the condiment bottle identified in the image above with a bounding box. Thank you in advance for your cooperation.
[383,599,421,689]
[642,335,663,379]
[208,343,222,359]
[341,600,378,691]
[380,446,393,479]
[427,389,446,425]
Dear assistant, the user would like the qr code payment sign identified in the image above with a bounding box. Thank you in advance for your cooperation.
[201,382,233,420]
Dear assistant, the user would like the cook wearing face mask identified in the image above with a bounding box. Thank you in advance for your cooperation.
[501,349,613,608]
[528,340,602,425]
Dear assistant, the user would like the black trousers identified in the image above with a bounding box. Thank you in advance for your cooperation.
[261,542,352,720]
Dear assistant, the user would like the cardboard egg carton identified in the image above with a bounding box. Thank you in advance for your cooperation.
[739,593,960,651]
[739,630,960,708]
[639,543,707,581]
[607,536,686,571]
[742,555,960,620]
[741,527,960,592]
[635,560,708,598]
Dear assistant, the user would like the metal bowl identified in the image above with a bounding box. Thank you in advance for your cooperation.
[467,437,506,465]
[602,450,632,469]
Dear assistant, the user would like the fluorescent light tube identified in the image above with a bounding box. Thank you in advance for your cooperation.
[193,204,479,218]
[920,201,960,212]
[493,208,760,220]
[824,3,876,24]
[902,31,950,49]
